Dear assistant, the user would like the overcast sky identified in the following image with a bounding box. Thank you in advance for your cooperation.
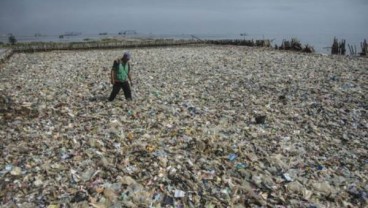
[0,0,367,37]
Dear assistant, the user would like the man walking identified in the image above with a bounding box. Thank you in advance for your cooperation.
[108,52,133,101]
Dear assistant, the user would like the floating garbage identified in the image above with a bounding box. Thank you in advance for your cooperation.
[0,46,367,207]
[282,173,293,182]
[228,153,238,161]
[174,190,186,198]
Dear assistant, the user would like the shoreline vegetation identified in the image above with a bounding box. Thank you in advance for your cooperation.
[0,36,367,64]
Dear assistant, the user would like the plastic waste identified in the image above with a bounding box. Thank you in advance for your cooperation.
[0,45,367,207]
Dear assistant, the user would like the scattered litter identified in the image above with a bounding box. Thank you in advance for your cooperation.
[282,173,293,182]
[0,46,367,207]
[174,190,186,198]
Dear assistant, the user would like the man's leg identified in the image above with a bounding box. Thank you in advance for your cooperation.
[121,81,132,100]
[108,83,121,101]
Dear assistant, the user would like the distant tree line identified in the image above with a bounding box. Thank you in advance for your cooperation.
[8,34,17,45]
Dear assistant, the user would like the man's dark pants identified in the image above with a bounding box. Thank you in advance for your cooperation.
[108,81,132,101]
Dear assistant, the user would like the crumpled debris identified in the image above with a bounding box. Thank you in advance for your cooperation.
[0,46,367,207]
[0,48,14,64]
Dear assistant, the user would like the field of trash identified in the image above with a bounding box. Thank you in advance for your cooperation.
[0,45,367,207]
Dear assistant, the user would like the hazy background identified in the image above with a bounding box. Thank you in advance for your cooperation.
[0,0,367,52]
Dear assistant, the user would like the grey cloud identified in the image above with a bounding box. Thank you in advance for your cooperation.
[0,0,367,37]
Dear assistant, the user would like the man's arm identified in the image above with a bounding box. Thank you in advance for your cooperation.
[128,63,133,86]
[111,60,118,84]
[110,69,115,84]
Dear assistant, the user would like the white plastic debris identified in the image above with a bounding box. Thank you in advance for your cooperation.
[0,46,367,207]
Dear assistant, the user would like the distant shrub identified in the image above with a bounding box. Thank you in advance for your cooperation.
[361,39,367,56]
[8,34,17,45]
[277,38,314,53]
[102,38,114,42]
[331,37,346,55]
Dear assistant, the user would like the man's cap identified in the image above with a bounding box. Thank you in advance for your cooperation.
[123,52,131,60]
